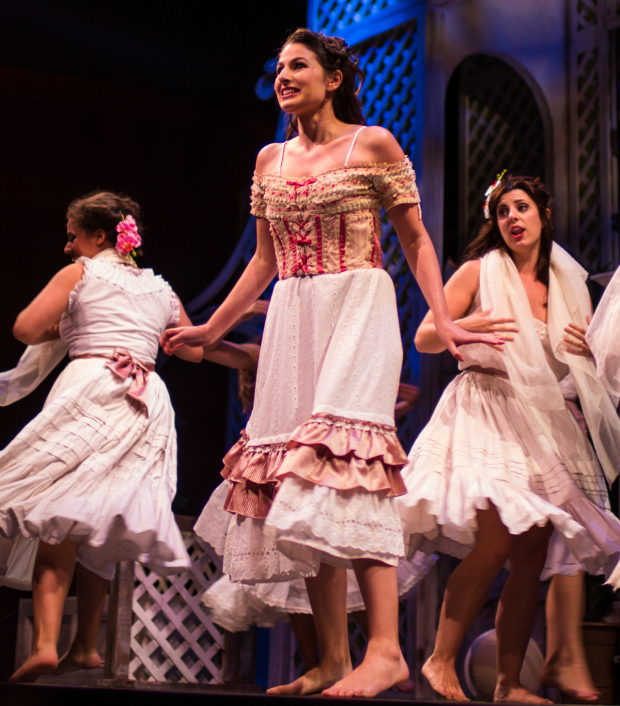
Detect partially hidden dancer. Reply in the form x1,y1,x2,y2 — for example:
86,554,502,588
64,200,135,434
400,174,620,703
160,28,500,698
0,192,203,683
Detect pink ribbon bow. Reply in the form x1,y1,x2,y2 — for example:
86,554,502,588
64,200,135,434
105,348,154,415
286,177,317,200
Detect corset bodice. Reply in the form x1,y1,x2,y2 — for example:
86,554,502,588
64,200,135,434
250,158,421,280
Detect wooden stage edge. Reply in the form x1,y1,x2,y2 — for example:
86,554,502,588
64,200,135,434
0,681,462,705
0,682,602,705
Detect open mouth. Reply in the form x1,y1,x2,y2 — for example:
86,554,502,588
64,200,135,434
281,87,300,98
510,227,524,239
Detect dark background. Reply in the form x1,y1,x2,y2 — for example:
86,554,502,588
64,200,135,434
0,0,305,678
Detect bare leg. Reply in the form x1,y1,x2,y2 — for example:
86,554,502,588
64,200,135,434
55,562,109,674
288,612,320,670
323,559,409,697
9,538,79,683
352,608,414,692
494,522,554,704
539,572,599,701
423,505,512,701
266,563,351,695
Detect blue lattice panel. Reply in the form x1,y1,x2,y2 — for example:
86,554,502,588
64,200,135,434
356,20,419,160
311,0,396,35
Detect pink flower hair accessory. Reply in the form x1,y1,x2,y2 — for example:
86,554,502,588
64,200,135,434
115,214,142,262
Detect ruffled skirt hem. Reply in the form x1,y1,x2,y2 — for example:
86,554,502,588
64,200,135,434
195,477,406,584
222,414,408,520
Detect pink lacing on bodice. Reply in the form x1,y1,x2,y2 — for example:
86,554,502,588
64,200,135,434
251,154,421,279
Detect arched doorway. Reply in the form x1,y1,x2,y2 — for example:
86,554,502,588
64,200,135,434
443,55,548,266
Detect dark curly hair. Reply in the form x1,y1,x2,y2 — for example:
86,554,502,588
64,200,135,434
66,191,143,245
280,28,366,140
462,175,554,287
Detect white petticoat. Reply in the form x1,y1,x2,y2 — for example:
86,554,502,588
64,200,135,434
0,358,190,588
196,484,435,631
197,269,407,584
398,370,620,583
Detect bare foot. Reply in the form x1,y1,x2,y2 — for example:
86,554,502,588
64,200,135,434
422,655,470,701
495,684,553,704
9,648,58,683
323,645,409,697
395,676,415,692
55,643,102,675
266,660,352,696
540,663,600,702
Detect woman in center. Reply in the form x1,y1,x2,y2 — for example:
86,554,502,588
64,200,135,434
162,28,496,697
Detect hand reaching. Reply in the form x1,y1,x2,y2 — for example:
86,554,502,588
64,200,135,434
457,309,519,345
241,299,269,321
160,325,210,355
435,317,506,363
563,317,593,358
397,382,419,404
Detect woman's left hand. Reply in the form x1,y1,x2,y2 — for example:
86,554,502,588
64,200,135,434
563,317,593,358
435,318,504,363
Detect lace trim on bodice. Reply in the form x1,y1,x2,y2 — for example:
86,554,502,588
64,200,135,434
251,157,420,218
66,256,179,325
251,158,420,279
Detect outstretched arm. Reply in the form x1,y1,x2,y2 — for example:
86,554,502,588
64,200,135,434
390,205,502,361
203,342,260,371
13,264,84,345
161,218,277,354
414,260,517,353
168,298,204,363
359,127,502,360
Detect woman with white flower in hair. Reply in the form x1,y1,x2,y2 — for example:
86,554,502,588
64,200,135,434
401,174,620,703
0,191,203,682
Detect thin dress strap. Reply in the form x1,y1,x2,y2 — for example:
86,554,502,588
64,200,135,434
278,142,287,175
344,126,367,167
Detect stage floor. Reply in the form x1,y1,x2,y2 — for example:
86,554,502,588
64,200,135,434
0,680,452,705
0,681,602,705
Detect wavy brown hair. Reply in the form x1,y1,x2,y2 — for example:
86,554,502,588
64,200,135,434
66,191,143,245
280,28,366,140
462,175,554,287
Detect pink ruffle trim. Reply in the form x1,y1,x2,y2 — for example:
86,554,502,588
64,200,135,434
222,414,408,520
222,431,287,519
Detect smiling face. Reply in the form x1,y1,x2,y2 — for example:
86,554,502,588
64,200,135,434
275,42,342,116
496,189,545,258
65,219,108,261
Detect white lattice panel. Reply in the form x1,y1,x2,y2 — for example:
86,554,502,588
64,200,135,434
577,47,603,267
577,0,599,30
129,533,224,684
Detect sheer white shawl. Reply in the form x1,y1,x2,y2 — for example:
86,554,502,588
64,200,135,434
586,265,620,398
464,244,620,485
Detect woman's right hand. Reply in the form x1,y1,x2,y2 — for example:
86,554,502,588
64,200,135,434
160,324,212,355
456,309,519,347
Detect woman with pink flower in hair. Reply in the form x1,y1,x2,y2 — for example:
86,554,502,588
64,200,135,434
0,191,203,682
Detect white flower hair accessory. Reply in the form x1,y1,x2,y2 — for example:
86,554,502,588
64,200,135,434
483,169,507,219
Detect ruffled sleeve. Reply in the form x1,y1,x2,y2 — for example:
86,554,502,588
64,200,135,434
168,292,181,326
157,279,181,326
66,256,92,313
371,158,421,216
250,173,267,219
